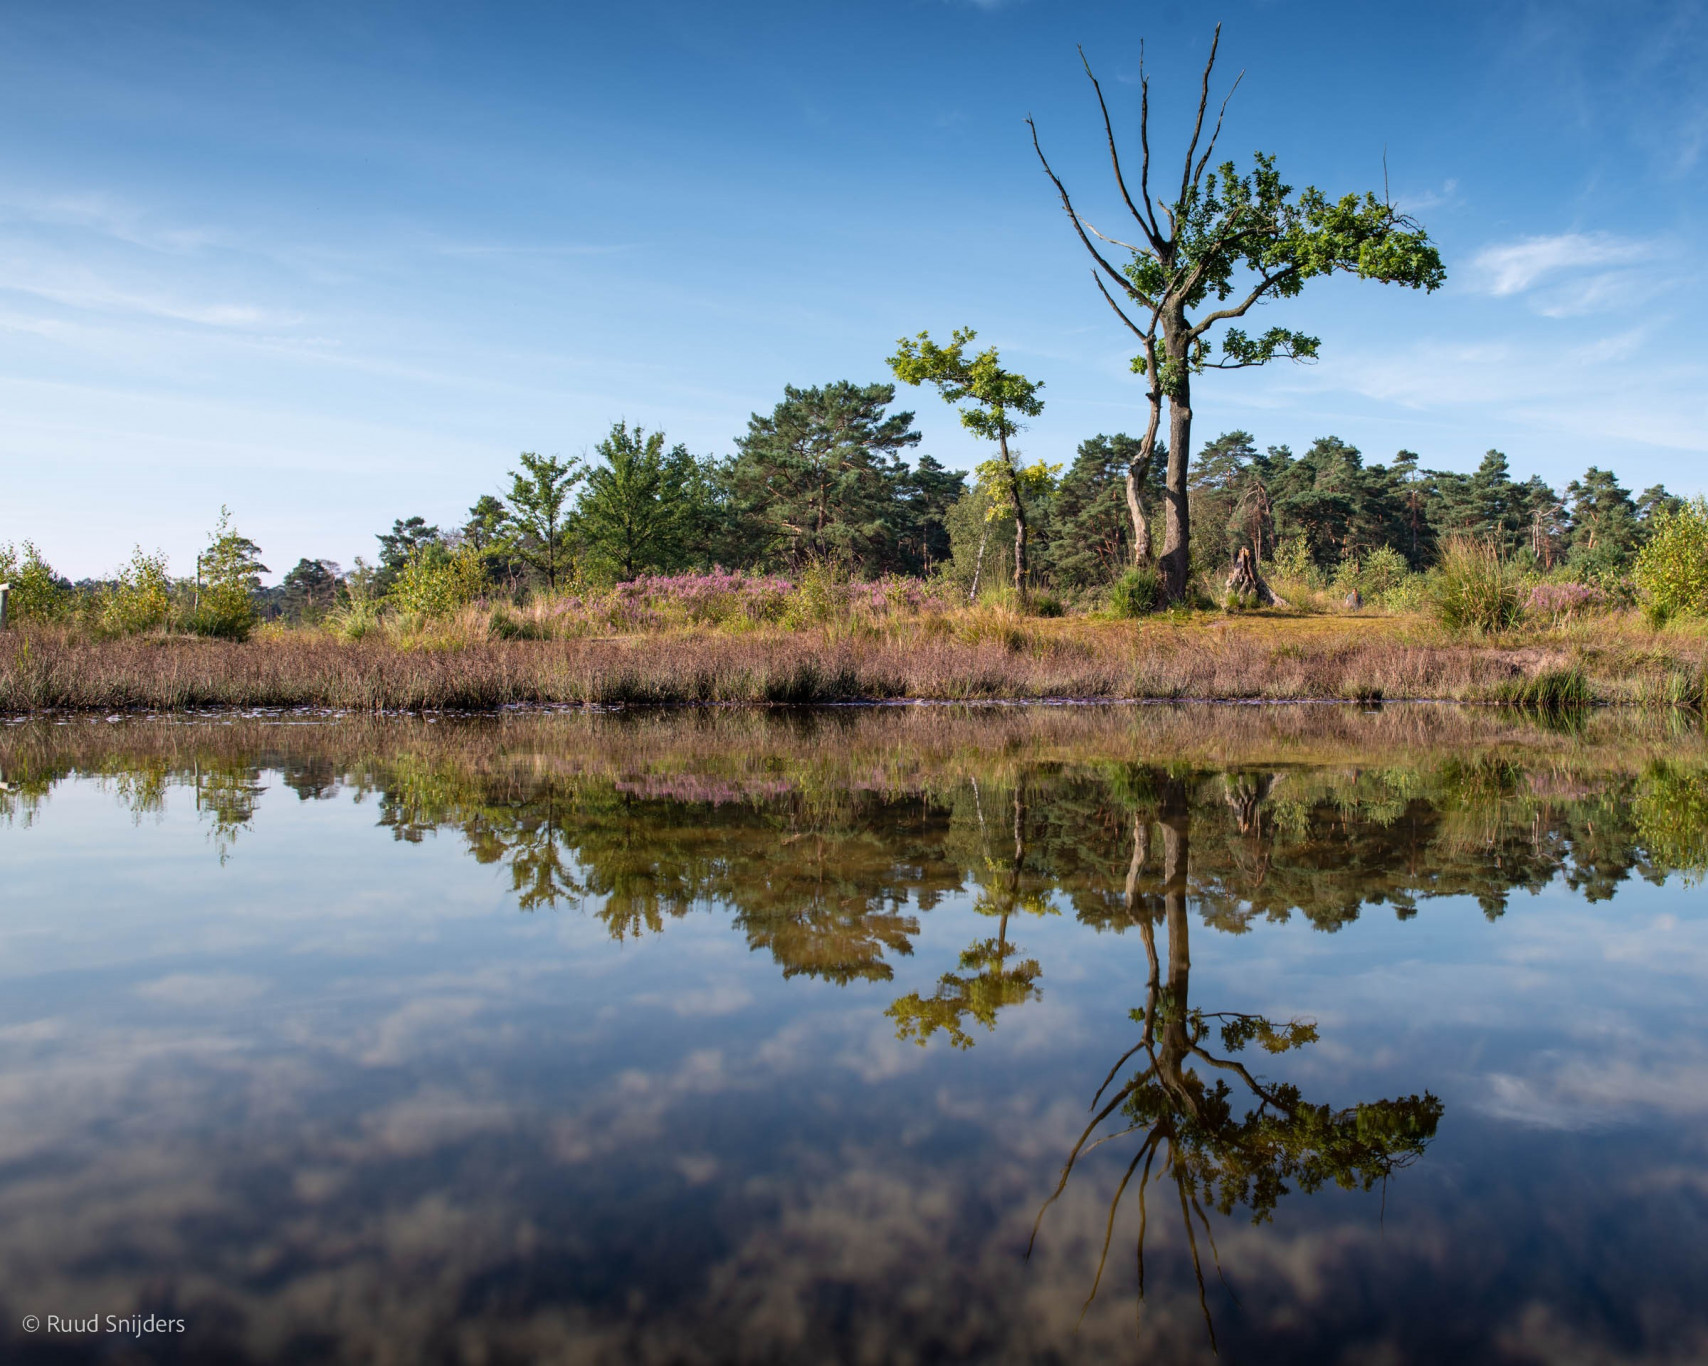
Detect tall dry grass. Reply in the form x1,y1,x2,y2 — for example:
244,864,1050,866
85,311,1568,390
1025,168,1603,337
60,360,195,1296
3,609,1708,713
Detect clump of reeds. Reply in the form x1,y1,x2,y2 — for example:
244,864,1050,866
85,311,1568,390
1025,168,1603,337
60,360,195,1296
1431,537,1524,633
1489,666,1594,712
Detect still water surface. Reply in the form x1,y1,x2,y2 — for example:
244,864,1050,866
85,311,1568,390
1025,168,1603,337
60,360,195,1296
2,705,1707,1364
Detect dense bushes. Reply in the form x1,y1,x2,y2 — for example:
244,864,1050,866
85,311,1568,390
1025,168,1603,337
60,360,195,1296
0,542,69,623
1634,498,1708,625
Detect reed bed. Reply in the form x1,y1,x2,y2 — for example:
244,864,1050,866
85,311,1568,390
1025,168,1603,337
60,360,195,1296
3,611,1707,713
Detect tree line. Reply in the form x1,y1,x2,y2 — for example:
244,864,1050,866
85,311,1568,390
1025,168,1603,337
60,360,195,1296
260,389,1678,618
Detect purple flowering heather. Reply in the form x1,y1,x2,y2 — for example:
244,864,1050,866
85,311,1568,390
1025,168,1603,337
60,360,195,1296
1525,582,1605,619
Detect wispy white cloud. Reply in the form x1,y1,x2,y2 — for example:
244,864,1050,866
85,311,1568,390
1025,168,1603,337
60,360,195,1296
1465,232,1669,316
0,189,221,255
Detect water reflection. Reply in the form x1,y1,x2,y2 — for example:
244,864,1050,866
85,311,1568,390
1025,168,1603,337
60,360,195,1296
1031,784,1443,1345
1,705,1706,1363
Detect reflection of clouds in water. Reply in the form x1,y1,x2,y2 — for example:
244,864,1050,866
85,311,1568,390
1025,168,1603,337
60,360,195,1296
1497,1303,1708,1366
136,971,270,1008
1480,1052,1708,1129
0,986,1701,1364
633,983,754,1017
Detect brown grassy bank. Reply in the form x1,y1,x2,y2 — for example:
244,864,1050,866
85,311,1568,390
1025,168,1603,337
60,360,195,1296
4,611,1708,712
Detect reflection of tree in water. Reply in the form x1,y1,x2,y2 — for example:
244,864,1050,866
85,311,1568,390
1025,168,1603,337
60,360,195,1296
29,728,1706,981
888,781,1051,1046
1031,783,1443,1346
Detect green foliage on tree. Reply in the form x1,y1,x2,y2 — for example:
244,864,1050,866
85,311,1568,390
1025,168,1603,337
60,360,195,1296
280,558,340,620
1565,466,1644,581
579,421,703,580
1634,497,1708,624
726,382,924,573
1031,27,1444,599
889,328,1045,592
386,544,487,618
0,541,70,623
502,452,584,592
375,517,444,593
100,547,175,637
193,508,268,639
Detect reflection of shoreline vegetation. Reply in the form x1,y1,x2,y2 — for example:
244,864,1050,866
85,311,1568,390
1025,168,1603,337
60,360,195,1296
5,708,1706,959
1029,785,1442,1345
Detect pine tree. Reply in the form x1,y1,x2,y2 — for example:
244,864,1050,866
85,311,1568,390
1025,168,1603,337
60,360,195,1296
727,382,922,573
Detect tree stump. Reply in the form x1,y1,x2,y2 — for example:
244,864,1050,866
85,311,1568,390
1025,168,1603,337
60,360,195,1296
1224,546,1283,607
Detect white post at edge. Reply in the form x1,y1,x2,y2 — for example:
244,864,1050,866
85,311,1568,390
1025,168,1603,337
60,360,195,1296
0,583,10,629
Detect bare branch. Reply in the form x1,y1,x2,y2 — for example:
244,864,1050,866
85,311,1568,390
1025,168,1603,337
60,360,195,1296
1082,1132,1161,1321
1138,41,1158,242
1094,271,1152,338
1190,66,1245,190
1079,216,1146,253
1029,116,1160,312
1080,46,1163,248
1178,24,1223,211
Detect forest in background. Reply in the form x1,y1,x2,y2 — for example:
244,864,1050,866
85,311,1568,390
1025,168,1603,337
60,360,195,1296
6,370,1704,642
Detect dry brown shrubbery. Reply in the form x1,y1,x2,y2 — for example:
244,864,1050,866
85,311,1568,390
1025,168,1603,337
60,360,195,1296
4,608,1708,713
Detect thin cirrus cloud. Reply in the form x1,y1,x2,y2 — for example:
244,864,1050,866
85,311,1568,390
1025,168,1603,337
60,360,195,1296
1465,232,1669,316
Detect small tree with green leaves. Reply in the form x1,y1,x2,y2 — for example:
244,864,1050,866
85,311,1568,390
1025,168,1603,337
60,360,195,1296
1634,497,1708,624
580,421,699,580
101,547,175,637
193,507,268,639
1029,26,1444,600
0,542,69,623
502,452,584,592
889,328,1045,594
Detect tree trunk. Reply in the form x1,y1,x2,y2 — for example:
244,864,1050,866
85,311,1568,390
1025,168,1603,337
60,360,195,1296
999,431,1028,594
1160,346,1192,602
1126,465,1153,567
1157,806,1194,1115
1129,383,1162,567
969,520,989,602
1225,545,1283,607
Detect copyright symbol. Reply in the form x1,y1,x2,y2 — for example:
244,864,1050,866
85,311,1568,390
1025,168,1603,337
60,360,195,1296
21,1316,38,1332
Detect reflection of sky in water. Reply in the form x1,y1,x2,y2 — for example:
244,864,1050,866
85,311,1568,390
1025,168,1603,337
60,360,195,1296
1,739,1707,1364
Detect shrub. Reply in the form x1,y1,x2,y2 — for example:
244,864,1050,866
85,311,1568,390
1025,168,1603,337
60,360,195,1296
1108,567,1161,618
1028,590,1065,618
1271,533,1318,588
489,607,548,641
0,541,70,623
387,545,486,618
1348,545,1411,600
99,547,174,636
329,597,382,641
1633,497,1708,624
1430,536,1523,633
1490,666,1593,711
1525,581,1606,625
186,587,256,640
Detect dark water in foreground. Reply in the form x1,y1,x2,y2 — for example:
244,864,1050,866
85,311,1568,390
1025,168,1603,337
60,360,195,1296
2,706,1708,1365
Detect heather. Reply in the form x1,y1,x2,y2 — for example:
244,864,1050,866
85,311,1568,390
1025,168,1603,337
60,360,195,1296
6,608,1708,713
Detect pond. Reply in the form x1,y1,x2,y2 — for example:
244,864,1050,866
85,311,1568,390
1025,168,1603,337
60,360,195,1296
2,704,1706,1364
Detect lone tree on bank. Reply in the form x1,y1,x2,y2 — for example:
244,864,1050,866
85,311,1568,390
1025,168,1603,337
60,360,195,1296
1028,26,1444,601
889,328,1045,595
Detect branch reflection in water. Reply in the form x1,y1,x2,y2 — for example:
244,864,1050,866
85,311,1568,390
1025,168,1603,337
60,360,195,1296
1027,780,1442,1347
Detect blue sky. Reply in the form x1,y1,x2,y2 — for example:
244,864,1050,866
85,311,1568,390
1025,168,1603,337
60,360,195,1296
3,0,1705,579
